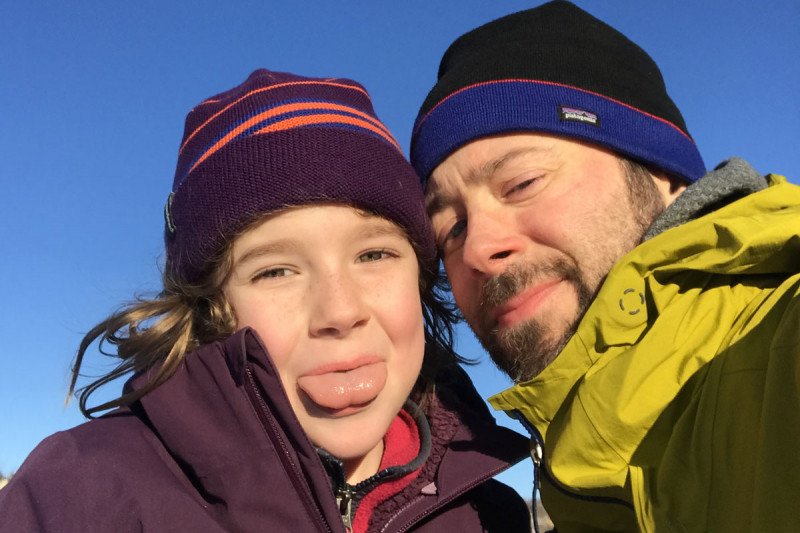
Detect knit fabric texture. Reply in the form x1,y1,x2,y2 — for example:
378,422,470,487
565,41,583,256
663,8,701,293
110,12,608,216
353,409,422,532
410,0,706,185
165,69,434,283
643,158,767,240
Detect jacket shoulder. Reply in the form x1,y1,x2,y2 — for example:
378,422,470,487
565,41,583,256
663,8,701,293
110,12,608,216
0,410,169,532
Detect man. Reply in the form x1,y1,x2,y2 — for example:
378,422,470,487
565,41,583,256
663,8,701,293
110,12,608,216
410,1,800,531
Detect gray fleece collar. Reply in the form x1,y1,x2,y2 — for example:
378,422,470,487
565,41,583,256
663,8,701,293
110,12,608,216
643,157,768,241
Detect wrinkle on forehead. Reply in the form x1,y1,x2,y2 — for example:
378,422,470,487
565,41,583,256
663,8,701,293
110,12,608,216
425,144,553,217
463,146,552,187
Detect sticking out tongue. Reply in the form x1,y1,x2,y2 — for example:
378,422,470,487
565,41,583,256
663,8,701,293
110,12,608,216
297,362,387,411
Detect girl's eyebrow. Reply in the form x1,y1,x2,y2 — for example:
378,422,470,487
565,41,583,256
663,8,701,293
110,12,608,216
355,221,407,240
234,221,406,267
234,240,301,268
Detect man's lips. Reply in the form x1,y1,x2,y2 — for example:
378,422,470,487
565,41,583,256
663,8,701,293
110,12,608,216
492,279,562,329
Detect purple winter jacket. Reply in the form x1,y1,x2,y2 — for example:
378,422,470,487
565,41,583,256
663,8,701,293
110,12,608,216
0,329,531,532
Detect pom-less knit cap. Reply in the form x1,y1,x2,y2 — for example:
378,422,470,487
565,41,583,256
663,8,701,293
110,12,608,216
411,0,706,186
165,69,434,283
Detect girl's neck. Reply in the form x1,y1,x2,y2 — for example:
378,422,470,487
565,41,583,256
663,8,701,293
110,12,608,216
344,440,384,485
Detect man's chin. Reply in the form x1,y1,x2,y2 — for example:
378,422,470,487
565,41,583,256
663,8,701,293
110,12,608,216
480,320,565,383
472,259,595,382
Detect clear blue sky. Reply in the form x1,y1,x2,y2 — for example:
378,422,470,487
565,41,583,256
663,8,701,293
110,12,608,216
2,1,798,498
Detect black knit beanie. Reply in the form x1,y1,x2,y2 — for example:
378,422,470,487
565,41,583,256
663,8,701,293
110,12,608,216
411,0,705,185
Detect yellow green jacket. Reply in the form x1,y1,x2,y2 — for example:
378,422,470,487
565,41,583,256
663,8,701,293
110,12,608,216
491,175,800,532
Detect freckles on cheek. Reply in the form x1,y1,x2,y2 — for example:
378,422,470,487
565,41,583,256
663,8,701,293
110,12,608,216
387,289,426,350
234,297,285,334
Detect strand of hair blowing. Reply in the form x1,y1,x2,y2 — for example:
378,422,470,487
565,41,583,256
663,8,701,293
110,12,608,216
68,270,236,418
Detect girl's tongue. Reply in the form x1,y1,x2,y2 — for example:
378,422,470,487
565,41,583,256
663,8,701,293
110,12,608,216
297,362,387,411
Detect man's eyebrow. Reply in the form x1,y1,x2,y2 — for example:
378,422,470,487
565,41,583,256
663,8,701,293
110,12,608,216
464,146,550,186
425,146,550,216
425,185,450,218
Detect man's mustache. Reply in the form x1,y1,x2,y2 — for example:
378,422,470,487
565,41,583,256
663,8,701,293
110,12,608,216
478,258,580,320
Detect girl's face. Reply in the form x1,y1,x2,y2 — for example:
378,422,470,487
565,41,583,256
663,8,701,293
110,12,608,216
223,205,425,482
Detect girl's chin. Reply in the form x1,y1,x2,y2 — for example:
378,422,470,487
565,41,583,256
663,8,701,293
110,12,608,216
315,437,382,462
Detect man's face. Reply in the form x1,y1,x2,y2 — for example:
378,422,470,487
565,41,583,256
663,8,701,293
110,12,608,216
426,133,666,381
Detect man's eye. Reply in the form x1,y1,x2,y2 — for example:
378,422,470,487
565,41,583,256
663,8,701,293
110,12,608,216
357,249,391,263
447,219,467,241
504,178,536,197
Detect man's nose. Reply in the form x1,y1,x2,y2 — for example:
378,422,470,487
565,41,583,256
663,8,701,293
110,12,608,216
308,271,369,338
461,209,524,277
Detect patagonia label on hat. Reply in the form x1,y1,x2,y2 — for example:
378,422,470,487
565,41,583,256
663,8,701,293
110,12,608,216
559,105,599,126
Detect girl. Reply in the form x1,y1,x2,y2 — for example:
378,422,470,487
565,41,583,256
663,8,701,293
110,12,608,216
0,69,530,532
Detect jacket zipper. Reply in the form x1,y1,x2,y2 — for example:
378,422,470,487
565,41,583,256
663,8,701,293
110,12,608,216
244,365,335,533
328,455,403,530
336,486,354,532
508,410,634,517
531,436,544,533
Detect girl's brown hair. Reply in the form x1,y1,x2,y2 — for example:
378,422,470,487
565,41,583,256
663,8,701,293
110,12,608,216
69,212,465,418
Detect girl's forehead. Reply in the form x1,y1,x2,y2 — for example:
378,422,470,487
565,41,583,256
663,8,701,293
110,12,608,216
234,204,412,248
250,204,406,232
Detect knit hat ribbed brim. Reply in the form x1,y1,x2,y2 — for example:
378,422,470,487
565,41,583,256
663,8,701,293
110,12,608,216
411,0,705,185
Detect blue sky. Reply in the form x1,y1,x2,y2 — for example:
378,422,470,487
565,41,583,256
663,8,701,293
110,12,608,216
1,1,798,498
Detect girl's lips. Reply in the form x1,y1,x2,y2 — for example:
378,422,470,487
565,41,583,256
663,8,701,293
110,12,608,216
493,279,562,329
297,360,387,412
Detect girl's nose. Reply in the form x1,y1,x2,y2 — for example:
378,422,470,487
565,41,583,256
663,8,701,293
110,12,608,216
308,271,370,338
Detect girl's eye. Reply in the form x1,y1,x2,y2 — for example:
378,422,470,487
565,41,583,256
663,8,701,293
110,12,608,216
357,250,389,263
254,267,292,280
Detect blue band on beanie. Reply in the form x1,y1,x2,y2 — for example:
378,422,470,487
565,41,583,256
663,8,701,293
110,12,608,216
411,79,706,185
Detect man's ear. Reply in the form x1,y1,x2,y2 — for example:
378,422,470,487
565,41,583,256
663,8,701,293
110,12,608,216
651,170,687,207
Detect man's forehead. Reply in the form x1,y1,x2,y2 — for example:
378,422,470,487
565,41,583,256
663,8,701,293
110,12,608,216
429,142,554,188
424,134,568,217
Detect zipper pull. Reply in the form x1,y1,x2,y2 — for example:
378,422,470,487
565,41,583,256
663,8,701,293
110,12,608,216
336,486,354,531
509,409,546,533
532,438,543,469
531,435,546,533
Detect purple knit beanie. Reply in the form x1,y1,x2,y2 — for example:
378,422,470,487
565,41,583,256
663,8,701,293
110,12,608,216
164,69,434,283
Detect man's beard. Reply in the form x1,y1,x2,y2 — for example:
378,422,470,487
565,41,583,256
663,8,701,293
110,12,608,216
472,158,667,383
476,258,594,382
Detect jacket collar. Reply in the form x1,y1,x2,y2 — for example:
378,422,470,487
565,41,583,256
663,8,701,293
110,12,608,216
644,157,767,240
127,328,528,530
129,328,346,530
